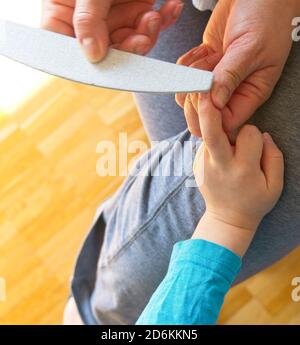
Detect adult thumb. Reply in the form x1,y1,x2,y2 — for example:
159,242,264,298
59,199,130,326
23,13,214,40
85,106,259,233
74,0,112,63
211,45,258,109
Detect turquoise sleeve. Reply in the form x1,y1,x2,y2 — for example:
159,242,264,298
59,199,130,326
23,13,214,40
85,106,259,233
136,239,241,325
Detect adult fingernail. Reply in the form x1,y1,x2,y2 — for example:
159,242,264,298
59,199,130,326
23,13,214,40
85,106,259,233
81,37,102,63
148,17,161,35
213,86,230,108
134,43,150,55
173,3,184,19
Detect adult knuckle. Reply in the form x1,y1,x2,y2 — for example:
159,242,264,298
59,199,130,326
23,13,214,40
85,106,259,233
222,68,241,89
73,11,95,29
245,33,262,49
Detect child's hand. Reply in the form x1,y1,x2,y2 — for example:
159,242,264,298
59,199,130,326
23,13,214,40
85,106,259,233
193,94,284,257
42,0,183,63
176,0,296,137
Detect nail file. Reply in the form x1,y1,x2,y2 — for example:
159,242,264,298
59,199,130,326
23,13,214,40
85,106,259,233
0,19,213,94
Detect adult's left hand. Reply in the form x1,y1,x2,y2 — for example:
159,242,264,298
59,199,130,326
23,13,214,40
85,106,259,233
176,0,298,137
42,0,183,62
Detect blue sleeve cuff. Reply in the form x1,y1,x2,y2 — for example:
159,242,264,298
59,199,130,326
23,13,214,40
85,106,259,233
137,239,242,325
169,239,242,285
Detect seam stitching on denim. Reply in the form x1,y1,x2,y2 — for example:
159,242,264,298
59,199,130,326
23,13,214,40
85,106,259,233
99,174,197,268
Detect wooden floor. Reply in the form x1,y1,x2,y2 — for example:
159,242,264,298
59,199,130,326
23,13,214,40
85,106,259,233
0,78,299,324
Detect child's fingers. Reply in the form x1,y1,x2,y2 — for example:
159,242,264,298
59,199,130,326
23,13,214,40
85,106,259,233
176,44,218,108
198,93,232,165
175,47,203,108
261,133,284,193
186,53,221,108
184,95,202,137
175,92,187,108
193,143,206,187
235,125,264,167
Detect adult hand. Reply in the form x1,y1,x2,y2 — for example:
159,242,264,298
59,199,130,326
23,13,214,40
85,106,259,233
176,0,297,137
42,0,183,62
192,94,284,256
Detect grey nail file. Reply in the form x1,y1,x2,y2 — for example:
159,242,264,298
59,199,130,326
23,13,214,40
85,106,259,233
0,19,213,94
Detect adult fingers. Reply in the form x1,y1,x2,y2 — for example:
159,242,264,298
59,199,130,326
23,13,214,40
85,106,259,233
73,0,112,62
159,0,184,30
135,11,161,51
212,43,259,109
42,0,75,36
115,34,152,55
177,45,210,68
219,67,278,133
110,11,161,54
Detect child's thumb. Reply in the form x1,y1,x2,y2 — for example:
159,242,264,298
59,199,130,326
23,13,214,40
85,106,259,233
262,133,284,194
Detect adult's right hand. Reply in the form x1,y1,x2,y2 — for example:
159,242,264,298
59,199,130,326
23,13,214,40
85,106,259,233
42,0,183,62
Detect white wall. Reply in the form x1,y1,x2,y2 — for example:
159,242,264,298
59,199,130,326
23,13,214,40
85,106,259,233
0,0,48,114
0,0,42,27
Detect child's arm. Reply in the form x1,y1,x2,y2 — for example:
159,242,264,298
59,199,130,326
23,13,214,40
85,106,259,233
136,239,241,325
192,94,284,257
137,94,284,325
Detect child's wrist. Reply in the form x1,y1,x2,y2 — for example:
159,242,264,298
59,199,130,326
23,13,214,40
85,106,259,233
192,211,258,257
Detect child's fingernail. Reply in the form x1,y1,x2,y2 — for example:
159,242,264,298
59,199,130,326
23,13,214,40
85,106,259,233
81,37,102,63
173,3,184,19
198,92,210,101
148,17,161,35
213,86,230,108
263,132,274,143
